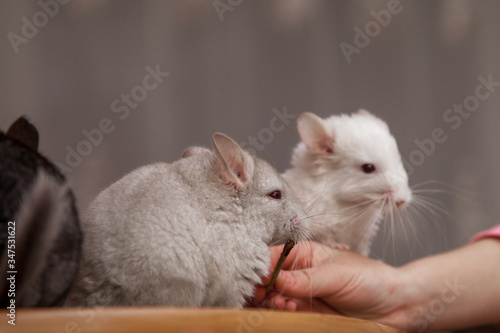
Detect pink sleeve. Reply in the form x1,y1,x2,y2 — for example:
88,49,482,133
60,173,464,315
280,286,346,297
471,225,500,242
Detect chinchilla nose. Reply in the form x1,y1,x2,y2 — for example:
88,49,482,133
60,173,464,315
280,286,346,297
384,187,411,209
394,187,412,208
395,199,406,208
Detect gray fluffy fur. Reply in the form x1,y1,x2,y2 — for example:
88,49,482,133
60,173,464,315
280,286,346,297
67,133,307,307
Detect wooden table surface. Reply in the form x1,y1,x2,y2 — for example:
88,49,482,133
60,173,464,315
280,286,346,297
1,307,396,333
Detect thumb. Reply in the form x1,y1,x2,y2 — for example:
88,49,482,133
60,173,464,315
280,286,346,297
274,265,344,299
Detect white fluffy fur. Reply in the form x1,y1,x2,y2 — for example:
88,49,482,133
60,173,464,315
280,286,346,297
67,133,308,307
284,110,412,255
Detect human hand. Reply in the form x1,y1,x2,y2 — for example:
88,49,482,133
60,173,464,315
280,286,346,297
253,242,411,330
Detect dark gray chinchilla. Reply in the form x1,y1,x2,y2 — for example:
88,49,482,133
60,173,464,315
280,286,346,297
0,117,82,307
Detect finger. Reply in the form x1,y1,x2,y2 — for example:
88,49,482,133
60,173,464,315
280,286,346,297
284,298,298,311
267,297,300,312
292,298,314,312
267,293,287,310
265,297,343,315
293,298,343,315
256,293,288,310
252,285,267,304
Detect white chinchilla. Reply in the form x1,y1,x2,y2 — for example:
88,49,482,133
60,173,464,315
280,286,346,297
283,110,412,255
67,133,308,307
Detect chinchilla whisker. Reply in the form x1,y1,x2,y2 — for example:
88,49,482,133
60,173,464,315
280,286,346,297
399,207,427,256
348,200,384,220
300,212,347,221
338,200,382,222
413,194,448,212
405,198,450,240
338,203,384,236
412,195,454,220
341,198,382,212
405,201,438,235
304,179,342,214
392,203,412,249
410,197,440,217
410,179,470,192
412,188,455,194
411,180,479,203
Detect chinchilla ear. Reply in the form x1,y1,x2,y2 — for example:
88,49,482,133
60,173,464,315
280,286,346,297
6,117,39,151
212,133,254,190
181,146,210,158
297,112,334,155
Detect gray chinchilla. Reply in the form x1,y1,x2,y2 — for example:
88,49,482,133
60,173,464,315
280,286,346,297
67,132,308,307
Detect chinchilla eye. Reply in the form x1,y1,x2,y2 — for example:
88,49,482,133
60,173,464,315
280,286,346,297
268,190,282,200
361,163,376,174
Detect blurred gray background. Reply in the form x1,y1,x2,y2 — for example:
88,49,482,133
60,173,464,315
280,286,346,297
1,0,499,265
